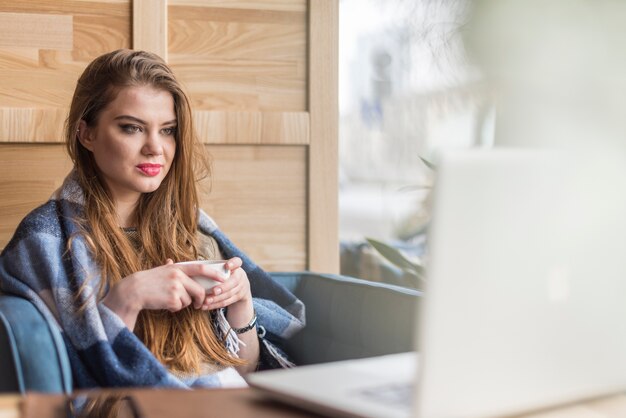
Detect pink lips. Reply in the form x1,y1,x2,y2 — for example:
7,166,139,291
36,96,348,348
136,163,162,177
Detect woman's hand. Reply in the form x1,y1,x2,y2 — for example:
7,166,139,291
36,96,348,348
202,257,260,373
201,257,252,313
102,259,223,330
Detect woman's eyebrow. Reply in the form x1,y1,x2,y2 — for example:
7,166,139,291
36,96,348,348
113,115,177,126
114,115,146,124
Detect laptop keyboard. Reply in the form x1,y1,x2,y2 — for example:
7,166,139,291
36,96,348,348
355,382,414,408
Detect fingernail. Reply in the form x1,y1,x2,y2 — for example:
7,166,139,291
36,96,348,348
214,288,222,295
206,298,213,304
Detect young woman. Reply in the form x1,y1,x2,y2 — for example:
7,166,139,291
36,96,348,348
0,49,304,389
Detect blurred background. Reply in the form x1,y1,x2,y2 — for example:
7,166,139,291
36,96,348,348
338,0,491,286
338,0,626,287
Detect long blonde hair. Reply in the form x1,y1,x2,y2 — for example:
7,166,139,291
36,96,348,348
66,49,243,373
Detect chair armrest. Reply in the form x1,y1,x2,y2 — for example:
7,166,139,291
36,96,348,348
270,272,421,365
0,295,72,394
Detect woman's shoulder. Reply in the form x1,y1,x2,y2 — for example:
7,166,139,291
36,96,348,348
196,229,224,260
197,209,219,235
13,200,62,235
3,198,80,254
13,172,84,236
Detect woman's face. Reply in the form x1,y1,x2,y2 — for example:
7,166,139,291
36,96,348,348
78,85,177,206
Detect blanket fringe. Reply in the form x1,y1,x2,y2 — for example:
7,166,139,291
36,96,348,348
262,339,295,368
215,309,241,357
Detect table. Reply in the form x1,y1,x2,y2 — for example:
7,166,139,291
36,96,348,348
1,389,626,418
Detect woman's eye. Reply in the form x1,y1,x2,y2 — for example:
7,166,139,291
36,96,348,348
162,127,177,136
121,124,142,134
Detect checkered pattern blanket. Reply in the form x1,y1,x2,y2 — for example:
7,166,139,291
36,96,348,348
0,172,305,389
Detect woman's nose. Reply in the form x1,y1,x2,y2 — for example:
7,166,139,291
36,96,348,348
142,130,163,156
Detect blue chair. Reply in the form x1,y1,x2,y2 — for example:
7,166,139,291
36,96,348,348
0,272,420,394
0,296,72,394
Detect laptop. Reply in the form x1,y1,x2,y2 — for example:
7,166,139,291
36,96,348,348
248,149,626,418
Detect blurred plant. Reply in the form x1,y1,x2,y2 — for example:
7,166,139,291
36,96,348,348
366,237,426,289
394,157,435,240
366,157,435,289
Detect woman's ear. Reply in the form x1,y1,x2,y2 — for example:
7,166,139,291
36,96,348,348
77,120,95,151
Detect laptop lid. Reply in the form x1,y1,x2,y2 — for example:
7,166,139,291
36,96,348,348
417,149,626,417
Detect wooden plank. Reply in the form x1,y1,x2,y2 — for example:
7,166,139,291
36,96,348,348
0,12,73,50
0,145,73,246
176,74,305,112
0,65,79,108
73,14,131,61
38,50,92,71
193,111,308,144
169,0,306,12
0,107,67,142
168,14,306,112
168,5,304,24
308,0,339,273
0,1,130,17
168,58,303,77
261,111,309,144
133,0,167,60
0,2,131,111
168,18,305,60
0,144,306,272
200,145,307,271
0,47,40,70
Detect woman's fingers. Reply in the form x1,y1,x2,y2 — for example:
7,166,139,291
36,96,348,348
177,273,208,309
204,278,246,309
204,294,241,310
174,291,192,312
226,257,242,271
209,267,242,299
137,262,247,313
204,288,236,306
212,272,238,295
176,263,226,283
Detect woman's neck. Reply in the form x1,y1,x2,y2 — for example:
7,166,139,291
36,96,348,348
115,199,139,228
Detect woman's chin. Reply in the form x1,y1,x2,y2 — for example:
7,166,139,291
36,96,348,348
141,176,168,191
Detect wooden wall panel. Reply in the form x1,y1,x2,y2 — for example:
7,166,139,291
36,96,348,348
0,0,338,273
0,1,130,17
199,145,306,271
0,48,41,70
168,1,306,112
0,145,73,243
0,12,73,50
308,0,339,273
73,14,129,60
133,0,167,59
169,0,306,13
0,144,306,272
0,1,131,110
0,107,67,142
193,110,308,144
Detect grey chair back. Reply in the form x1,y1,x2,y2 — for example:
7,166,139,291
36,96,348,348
271,272,421,365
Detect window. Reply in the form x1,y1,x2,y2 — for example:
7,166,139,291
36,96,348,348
338,0,492,286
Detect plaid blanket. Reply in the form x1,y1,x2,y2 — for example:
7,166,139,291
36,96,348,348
0,172,305,389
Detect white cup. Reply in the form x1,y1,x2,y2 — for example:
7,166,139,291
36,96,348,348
175,260,230,290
